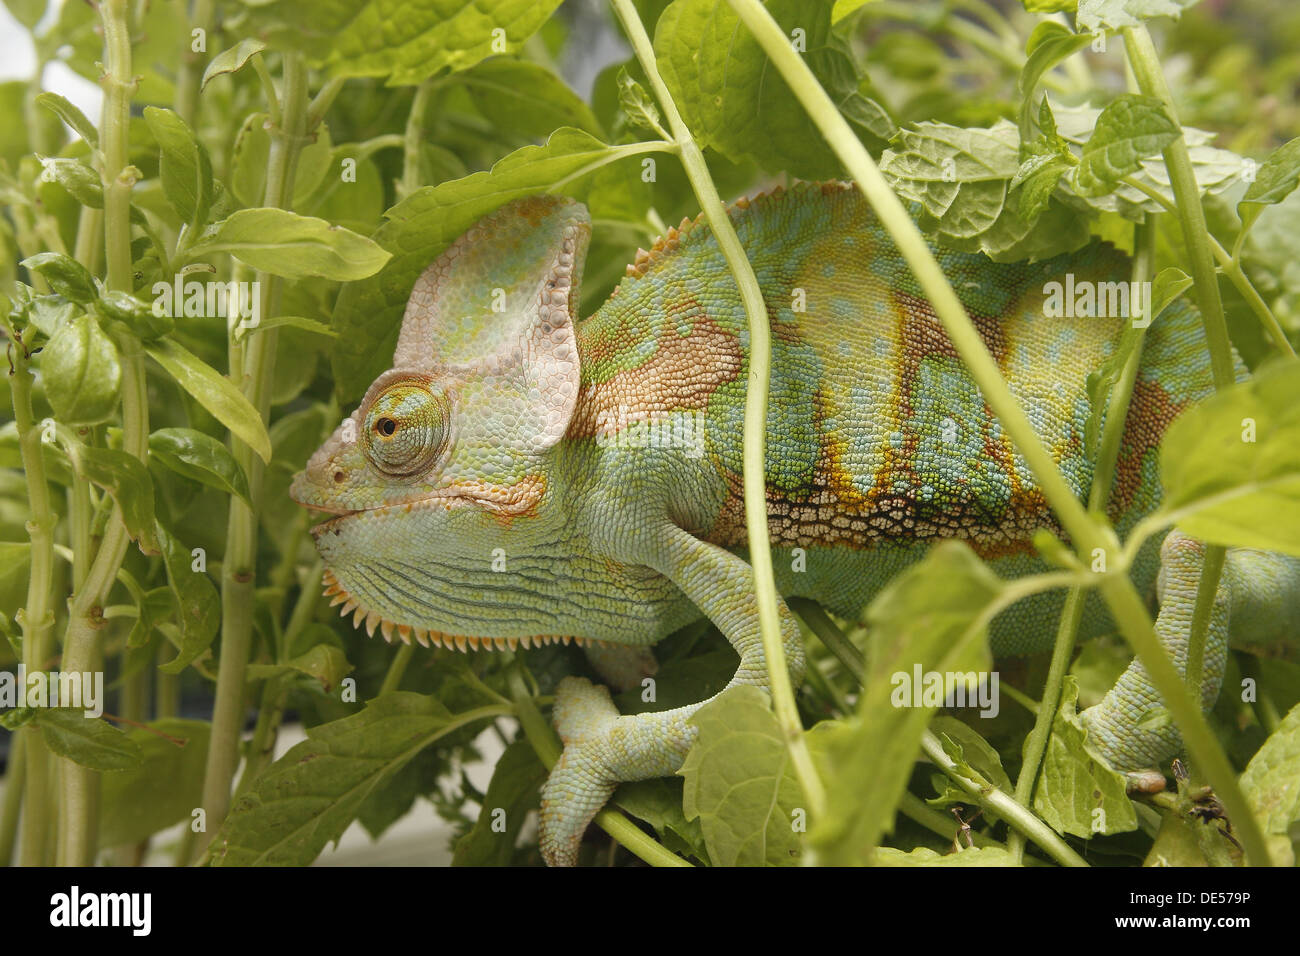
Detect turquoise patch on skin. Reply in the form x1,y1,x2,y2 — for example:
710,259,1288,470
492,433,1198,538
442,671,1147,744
911,357,1012,516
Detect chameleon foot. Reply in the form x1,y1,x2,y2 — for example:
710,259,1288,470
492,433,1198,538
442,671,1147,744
539,677,620,867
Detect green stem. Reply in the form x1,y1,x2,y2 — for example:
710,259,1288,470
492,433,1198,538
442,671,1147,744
1122,26,1233,391
1120,174,1293,358
920,731,1089,867
898,790,1002,851
173,0,213,125
399,80,436,200
195,53,311,860
788,598,865,681
728,0,1271,867
379,644,415,696
54,1,149,857
1122,25,1252,803
1009,221,1154,862
9,341,55,865
610,0,826,821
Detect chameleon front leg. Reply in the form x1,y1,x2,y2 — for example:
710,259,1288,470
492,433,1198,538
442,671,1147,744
539,525,805,866
1080,531,1300,787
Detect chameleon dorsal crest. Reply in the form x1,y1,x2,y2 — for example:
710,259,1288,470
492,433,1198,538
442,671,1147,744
395,194,591,453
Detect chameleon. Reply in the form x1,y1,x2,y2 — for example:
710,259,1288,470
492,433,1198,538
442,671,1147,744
290,182,1300,866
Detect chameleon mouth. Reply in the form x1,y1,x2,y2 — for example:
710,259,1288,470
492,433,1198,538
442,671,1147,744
320,568,601,652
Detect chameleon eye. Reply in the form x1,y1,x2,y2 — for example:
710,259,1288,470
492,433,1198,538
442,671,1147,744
363,382,449,478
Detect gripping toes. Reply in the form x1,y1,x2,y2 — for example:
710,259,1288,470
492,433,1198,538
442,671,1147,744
539,677,621,867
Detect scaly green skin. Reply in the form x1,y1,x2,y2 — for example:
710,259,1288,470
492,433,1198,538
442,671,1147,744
291,184,1300,866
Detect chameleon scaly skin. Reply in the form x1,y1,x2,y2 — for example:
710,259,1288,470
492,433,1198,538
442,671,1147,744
291,184,1300,866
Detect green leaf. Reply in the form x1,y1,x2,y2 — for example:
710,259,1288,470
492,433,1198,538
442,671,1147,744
1145,266,1193,327
200,38,268,91
19,292,76,339
65,444,159,553
94,288,174,340
656,0,888,178
1074,94,1179,196
208,692,493,865
810,541,1002,864
873,845,1020,865
148,426,252,507
143,107,214,231
20,251,97,304
39,313,122,425
1240,701,1300,866
881,120,1021,240
144,338,272,463
155,522,220,673
235,314,338,341
612,777,708,862
1049,99,1245,217
187,209,391,281
1238,136,1300,235
461,59,602,139
926,716,1012,814
1018,23,1092,140
1077,0,1201,32
330,127,662,401
99,719,211,845
1158,359,1300,555
1032,676,1138,838
35,91,99,148
1021,0,1077,12
451,739,547,866
36,709,143,772
1011,152,1073,223
230,111,272,209
241,0,565,86
245,644,354,694
680,685,811,866
38,157,103,208
616,66,664,136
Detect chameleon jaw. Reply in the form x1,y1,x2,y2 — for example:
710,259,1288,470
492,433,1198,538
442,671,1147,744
319,568,599,653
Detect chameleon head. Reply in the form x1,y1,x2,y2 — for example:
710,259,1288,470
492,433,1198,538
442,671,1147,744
290,195,591,649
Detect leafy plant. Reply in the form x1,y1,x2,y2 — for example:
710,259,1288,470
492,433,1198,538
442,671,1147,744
0,0,1297,869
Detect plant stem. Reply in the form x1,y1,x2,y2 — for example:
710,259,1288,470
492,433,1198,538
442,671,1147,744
9,341,55,865
399,80,436,200
1122,24,1242,785
195,53,311,860
506,667,690,867
727,0,1272,867
610,0,826,822
1009,222,1154,862
920,730,1089,867
1122,26,1234,391
379,644,415,696
173,0,213,125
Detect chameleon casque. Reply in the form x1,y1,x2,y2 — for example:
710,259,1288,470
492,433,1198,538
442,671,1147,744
290,181,1300,866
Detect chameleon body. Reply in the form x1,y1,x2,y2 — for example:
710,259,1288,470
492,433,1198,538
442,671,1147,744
291,183,1300,866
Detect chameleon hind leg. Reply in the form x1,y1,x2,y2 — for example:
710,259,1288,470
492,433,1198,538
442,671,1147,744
539,525,805,866
1080,531,1300,785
